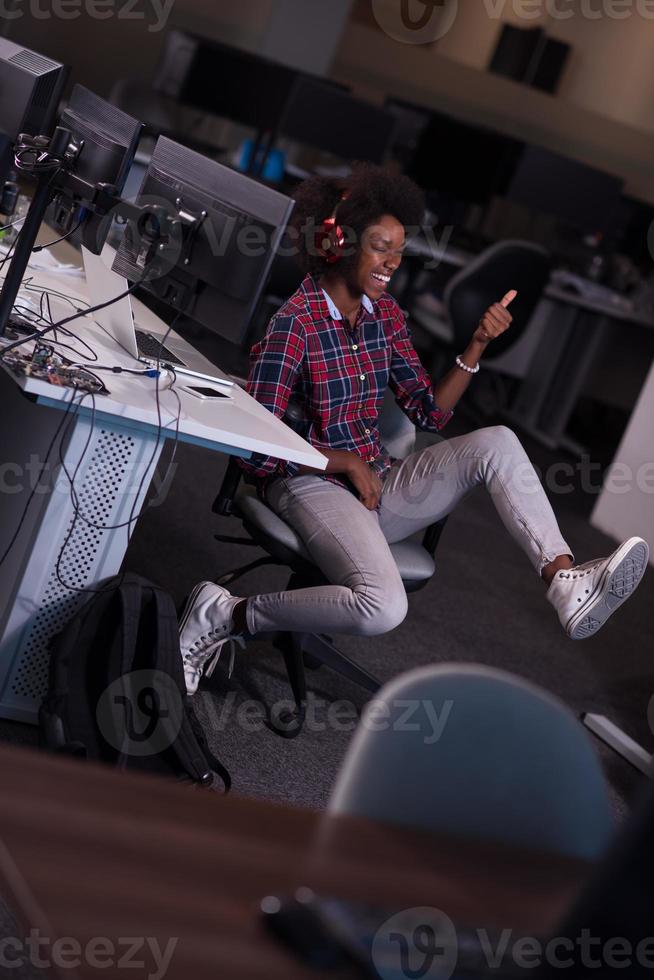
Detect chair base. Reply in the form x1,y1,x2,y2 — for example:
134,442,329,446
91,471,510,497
582,713,652,775
270,630,381,739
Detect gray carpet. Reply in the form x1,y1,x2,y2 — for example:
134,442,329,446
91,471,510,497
1,412,650,818
126,414,652,817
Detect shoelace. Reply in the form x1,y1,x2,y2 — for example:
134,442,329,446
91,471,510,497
183,633,246,680
206,634,246,680
559,559,602,581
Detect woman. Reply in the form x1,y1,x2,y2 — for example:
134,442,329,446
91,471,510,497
179,164,648,695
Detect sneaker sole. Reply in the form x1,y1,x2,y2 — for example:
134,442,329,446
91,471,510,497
567,537,649,640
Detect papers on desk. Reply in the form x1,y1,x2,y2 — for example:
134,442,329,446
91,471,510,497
0,242,84,278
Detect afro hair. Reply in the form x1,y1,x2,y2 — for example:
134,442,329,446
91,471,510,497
290,162,425,277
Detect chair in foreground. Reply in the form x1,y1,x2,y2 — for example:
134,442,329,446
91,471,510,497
329,663,614,860
212,392,448,734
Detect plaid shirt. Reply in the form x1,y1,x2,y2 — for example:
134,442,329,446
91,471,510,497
239,275,453,495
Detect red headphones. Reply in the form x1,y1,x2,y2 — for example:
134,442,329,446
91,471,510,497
315,192,348,265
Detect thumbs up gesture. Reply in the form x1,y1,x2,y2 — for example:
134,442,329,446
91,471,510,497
472,290,517,346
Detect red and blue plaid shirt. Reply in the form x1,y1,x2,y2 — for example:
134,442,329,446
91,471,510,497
239,275,453,494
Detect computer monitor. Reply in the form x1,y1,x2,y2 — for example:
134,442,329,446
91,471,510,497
57,84,143,197
506,144,624,236
51,84,143,253
384,97,432,169
279,76,397,165
0,38,68,180
111,135,295,346
0,86,143,333
153,29,298,135
406,106,524,206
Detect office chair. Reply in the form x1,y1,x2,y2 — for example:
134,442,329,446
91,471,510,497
211,391,448,735
411,240,551,407
329,663,614,860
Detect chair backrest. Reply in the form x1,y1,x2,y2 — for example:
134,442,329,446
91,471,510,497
329,664,614,860
378,389,416,460
444,239,551,358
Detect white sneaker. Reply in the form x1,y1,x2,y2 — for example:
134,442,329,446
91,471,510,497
178,581,246,695
547,536,649,640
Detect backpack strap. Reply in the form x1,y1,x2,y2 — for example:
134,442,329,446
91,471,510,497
151,587,231,791
112,579,149,768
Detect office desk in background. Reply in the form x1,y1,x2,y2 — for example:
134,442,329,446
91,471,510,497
405,233,654,454
0,743,591,980
0,246,326,725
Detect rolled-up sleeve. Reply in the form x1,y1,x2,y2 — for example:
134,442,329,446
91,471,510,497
238,314,306,480
388,307,453,432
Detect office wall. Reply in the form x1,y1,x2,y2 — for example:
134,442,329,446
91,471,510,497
260,0,354,74
591,359,654,563
6,0,352,99
333,10,654,203
433,1,654,136
5,0,274,98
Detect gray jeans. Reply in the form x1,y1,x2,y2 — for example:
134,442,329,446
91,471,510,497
244,426,572,637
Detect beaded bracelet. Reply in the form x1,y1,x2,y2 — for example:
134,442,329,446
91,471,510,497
455,355,480,374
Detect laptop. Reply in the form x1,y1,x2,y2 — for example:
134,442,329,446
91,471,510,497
81,244,233,388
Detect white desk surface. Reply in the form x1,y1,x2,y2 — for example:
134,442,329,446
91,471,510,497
0,250,327,470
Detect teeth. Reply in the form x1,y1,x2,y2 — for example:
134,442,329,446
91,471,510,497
372,273,390,283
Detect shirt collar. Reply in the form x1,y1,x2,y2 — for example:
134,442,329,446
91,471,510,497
320,287,374,320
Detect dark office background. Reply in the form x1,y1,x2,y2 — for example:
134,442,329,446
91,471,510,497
1,0,653,811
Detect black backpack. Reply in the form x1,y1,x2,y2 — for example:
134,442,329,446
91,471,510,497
39,573,230,791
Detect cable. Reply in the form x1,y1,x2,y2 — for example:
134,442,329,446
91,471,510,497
52,314,184,593
0,280,139,361
73,364,164,378
0,168,63,282
22,280,91,315
33,213,86,252
0,232,18,276
8,296,101,365
0,390,79,570
0,216,25,234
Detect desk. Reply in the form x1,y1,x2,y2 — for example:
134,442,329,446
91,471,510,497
505,288,654,456
404,234,654,454
0,743,590,979
0,250,326,724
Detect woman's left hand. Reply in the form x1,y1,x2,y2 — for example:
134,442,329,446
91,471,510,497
471,290,517,346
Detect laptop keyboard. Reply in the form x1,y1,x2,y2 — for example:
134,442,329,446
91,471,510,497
135,330,186,366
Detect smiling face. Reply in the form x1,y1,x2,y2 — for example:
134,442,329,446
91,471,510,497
349,214,406,300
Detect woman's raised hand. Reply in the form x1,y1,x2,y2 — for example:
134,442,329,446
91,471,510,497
471,290,517,346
